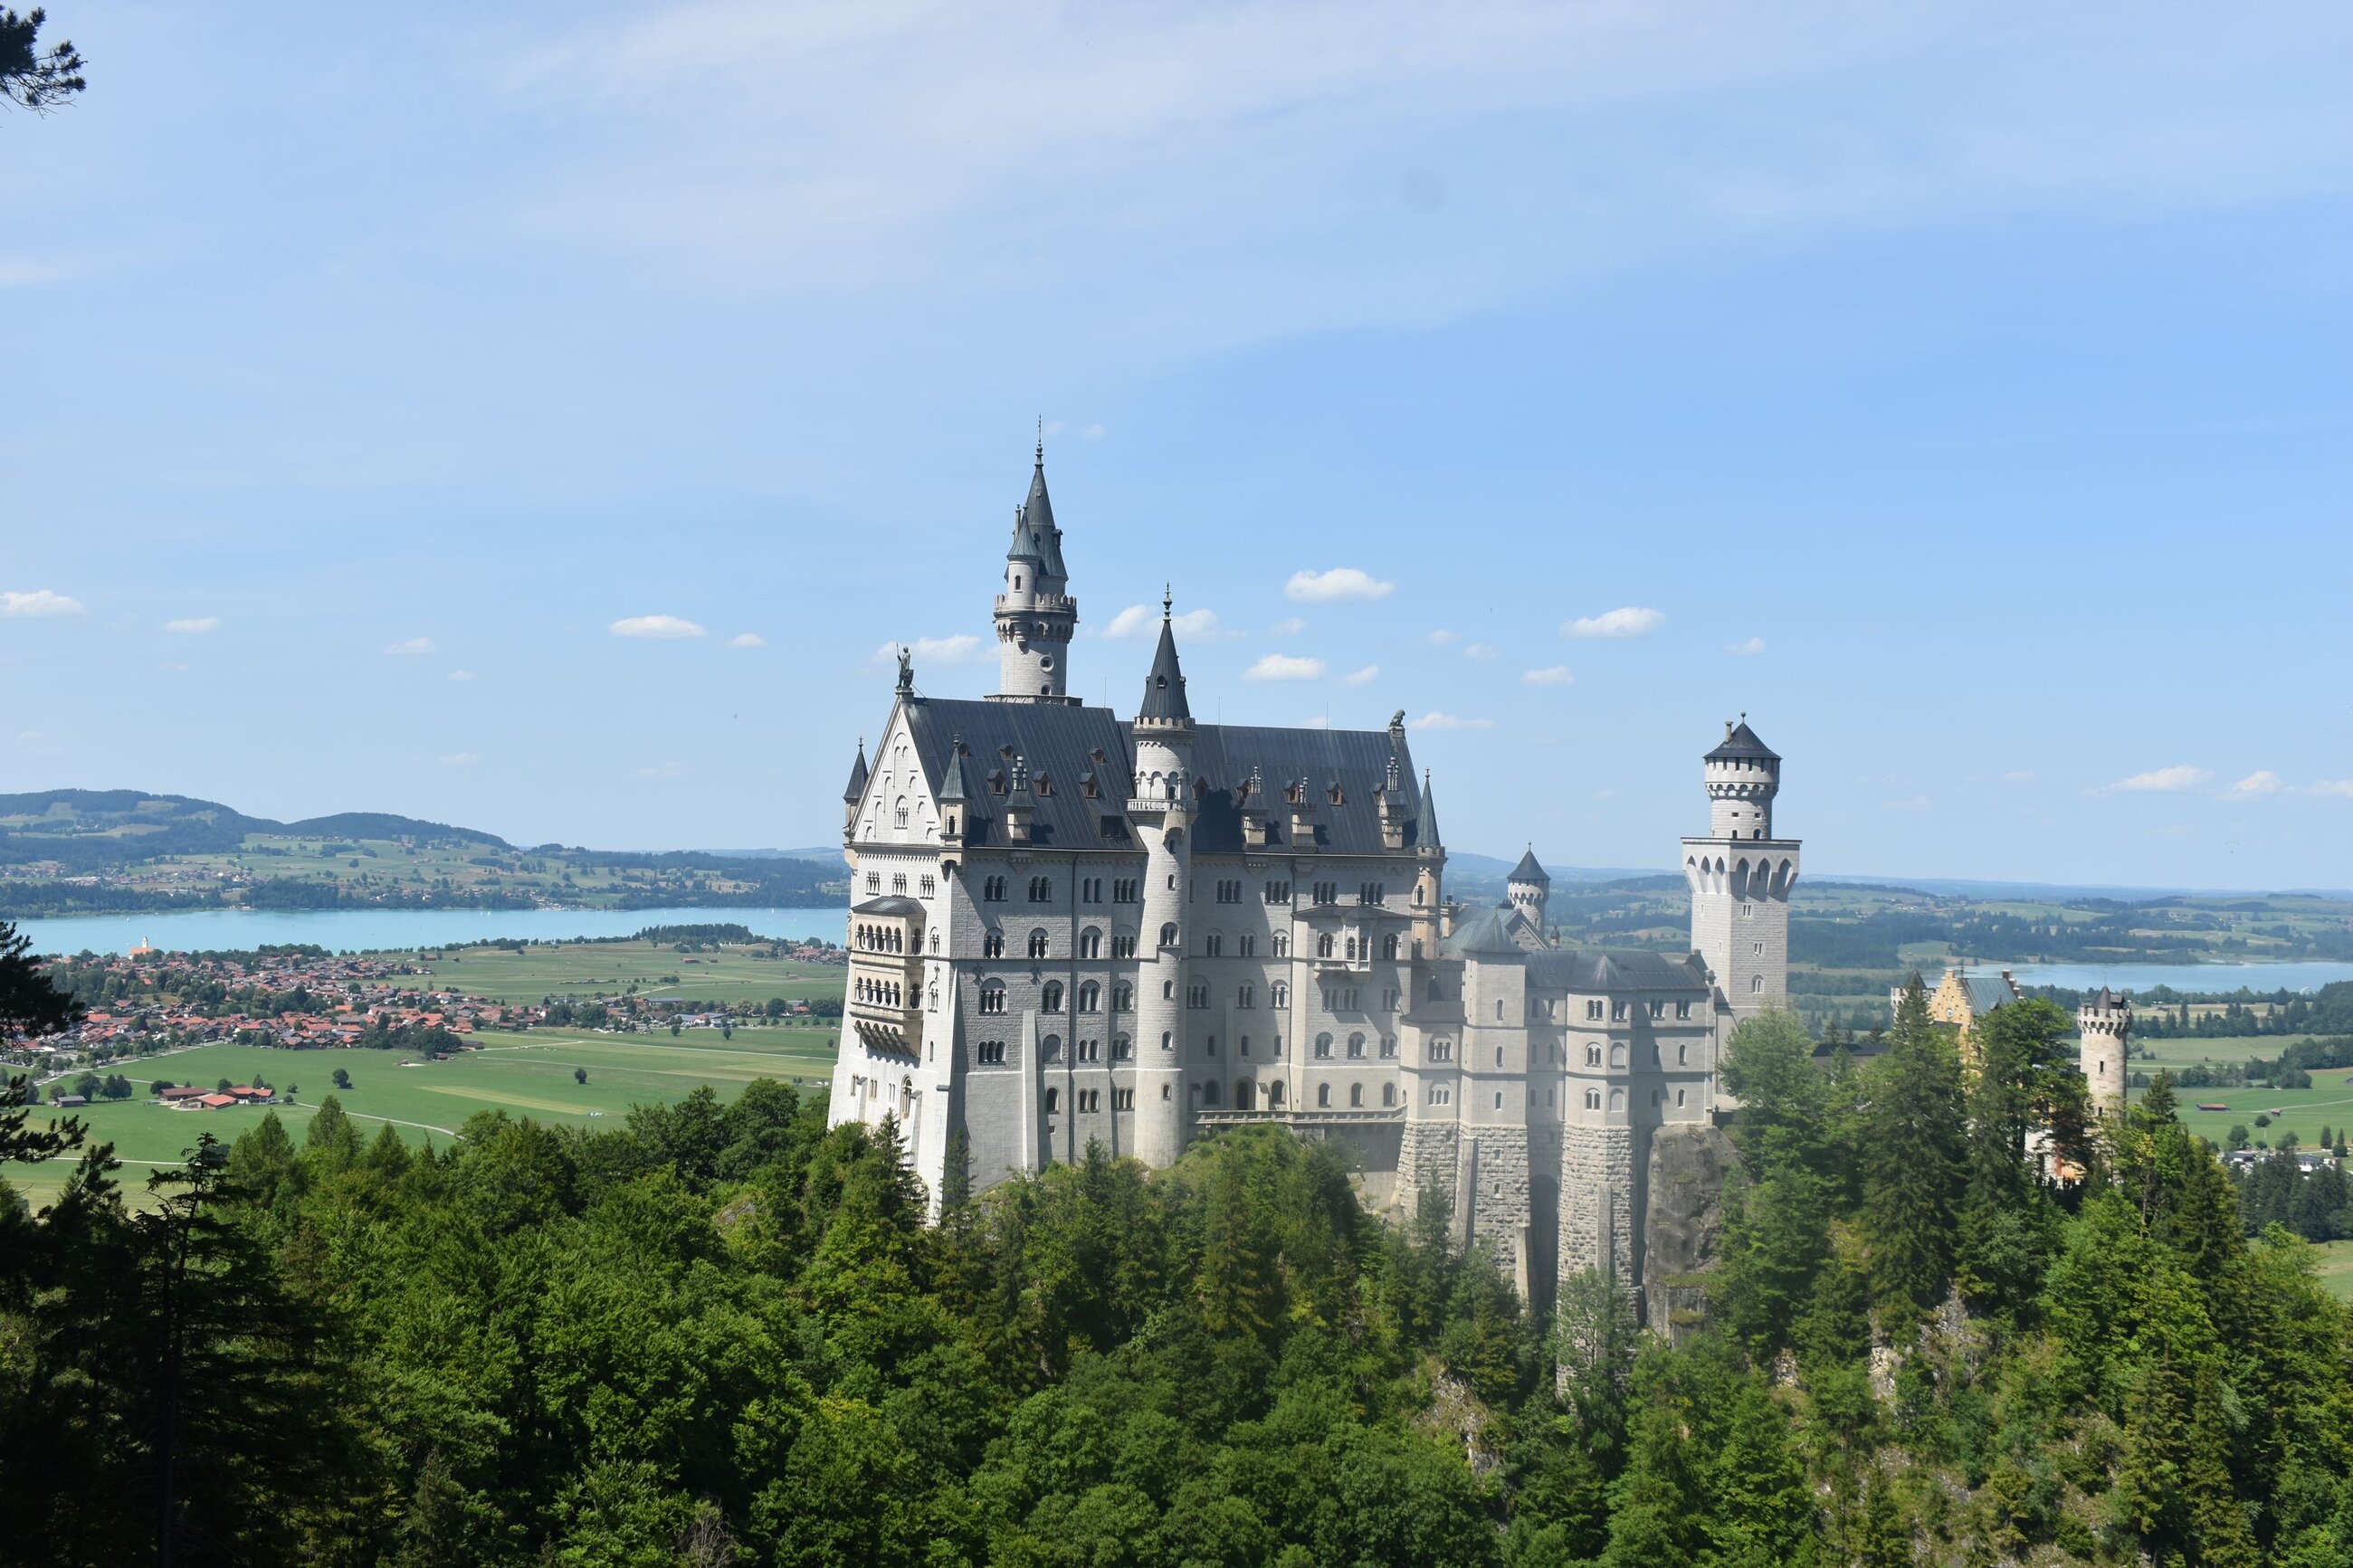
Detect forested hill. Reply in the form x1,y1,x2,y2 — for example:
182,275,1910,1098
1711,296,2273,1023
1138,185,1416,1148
9,992,2353,1563
0,790,508,872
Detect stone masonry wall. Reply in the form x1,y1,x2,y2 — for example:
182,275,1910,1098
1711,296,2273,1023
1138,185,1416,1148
1557,1126,1637,1293
1398,1120,1462,1236
1465,1126,1535,1297
1640,1123,1736,1342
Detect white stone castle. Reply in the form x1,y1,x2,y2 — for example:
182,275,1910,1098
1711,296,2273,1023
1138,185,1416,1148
828,445,1801,1305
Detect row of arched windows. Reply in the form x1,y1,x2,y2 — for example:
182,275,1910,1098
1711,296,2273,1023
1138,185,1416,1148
853,922,907,953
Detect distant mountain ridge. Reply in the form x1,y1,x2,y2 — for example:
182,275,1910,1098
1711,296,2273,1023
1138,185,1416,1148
0,789,509,873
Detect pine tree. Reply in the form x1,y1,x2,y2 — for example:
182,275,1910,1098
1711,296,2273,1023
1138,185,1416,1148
1862,977,1967,1330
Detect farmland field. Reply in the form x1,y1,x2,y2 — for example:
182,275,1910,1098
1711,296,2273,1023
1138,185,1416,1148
396,937,847,1008
2135,1034,2353,1154
6,1027,839,1212
2310,1240,2353,1301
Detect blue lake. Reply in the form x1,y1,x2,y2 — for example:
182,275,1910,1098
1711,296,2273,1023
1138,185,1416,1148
1999,960,2353,995
13,905,849,957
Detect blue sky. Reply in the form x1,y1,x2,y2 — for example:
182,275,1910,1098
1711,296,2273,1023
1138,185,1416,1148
5,2,2351,888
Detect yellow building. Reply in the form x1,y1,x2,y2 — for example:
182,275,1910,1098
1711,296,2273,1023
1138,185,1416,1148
1892,965,2023,1069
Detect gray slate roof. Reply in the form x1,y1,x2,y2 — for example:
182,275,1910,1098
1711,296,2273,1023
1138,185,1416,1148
1528,947,1711,993
1137,615,1192,724
894,698,1432,857
1960,974,2020,1016
852,895,927,917
1509,847,1549,884
1705,719,1779,765
843,741,870,803
1005,457,1068,580
1441,906,1525,957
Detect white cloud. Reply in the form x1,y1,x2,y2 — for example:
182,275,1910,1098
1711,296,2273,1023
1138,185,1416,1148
2225,770,2283,800
1426,629,1458,645
1564,606,1665,639
1885,794,1931,811
439,753,480,766
873,634,985,664
726,632,765,649
1413,711,1495,731
609,613,706,639
1244,653,1325,681
1301,715,1330,729
1521,665,1575,687
1462,642,1499,660
16,728,62,755
162,616,220,634
1285,567,1395,603
2311,779,2353,800
2110,765,2211,793
1106,604,1232,640
2003,770,2036,784
2,589,86,618
1341,664,1380,685
1271,616,1307,635
448,669,476,682
384,637,439,655
1726,636,1767,656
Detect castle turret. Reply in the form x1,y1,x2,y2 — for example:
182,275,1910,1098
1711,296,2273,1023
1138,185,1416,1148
2078,987,2131,1118
841,739,869,835
1129,596,1195,1166
1682,717,1799,1022
992,439,1080,704
1507,846,1550,934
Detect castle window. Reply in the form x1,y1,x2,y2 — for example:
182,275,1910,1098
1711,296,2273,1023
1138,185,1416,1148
1752,942,1764,956
1428,978,1444,1003
1495,1000,1504,1021
1115,1088,1135,1110
921,874,936,897
1380,1035,1396,1059
1205,1034,1218,1056
1163,980,1175,999
1610,1088,1625,1112
1188,983,1209,1009
1162,1083,1172,1098
1237,984,1255,1009
1159,922,1178,948
984,876,1006,902
1586,1044,1602,1067
1080,927,1102,958
1113,934,1137,959
1114,879,1138,903
1077,982,1100,1013
1430,1038,1453,1062
1741,903,1753,917
1649,1000,1665,1019
867,873,881,894
1204,934,1223,956
1677,1088,1687,1107
1610,1043,1627,1069
1317,1084,1331,1107
1113,984,1132,1012
1348,1032,1366,1060
895,798,910,829
1114,1034,1132,1060
1495,1045,1505,1068
1429,1084,1452,1107
1239,934,1256,957
1349,1084,1364,1107
984,928,1005,958
1586,1000,1603,1021
1078,1038,1100,1062
1677,1042,1689,1066
1651,1089,1661,1107
976,1040,1006,1065
1676,1000,1692,1020
1345,936,1358,961
1028,929,1050,960
1383,1083,1396,1107
1082,878,1102,904
1585,1088,1601,1110
1044,1088,1059,1114
1272,934,1291,958
1382,934,1399,960
1204,1080,1221,1107
1751,975,1765,994
1236,1079,1254,1110
1263,880,1291,904
1271,982,1290,1008
979,983,1006,1015
1314,1032,1333,1059
1161,1031,1174,1051
1216,879,1243,904
1382,987,1398,1012
1028,877,1052,903
1611,1001,1628,1022
1312,882,1338,906
1268,1080,1285,1107
1318,933,1336,959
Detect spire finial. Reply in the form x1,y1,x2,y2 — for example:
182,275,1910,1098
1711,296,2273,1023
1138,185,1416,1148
1036,415,1043,465
1162,584,1172,619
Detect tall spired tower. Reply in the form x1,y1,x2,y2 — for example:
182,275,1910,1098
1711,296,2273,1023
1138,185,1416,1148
1681,717,1800,1022
991,438,1080,704
1129,597,1194,1166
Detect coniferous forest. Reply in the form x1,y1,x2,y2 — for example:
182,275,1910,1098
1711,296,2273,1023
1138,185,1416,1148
5,952,2353,1565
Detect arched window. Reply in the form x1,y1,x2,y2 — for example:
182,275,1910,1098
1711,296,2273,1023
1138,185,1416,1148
1203,1080,1221,1107
1585,1088,1601,1110
1317,933,1335,958
979,982,1006,1015
1271,982,1290,1008
984,928,1005,958
1345,936,1358,961
1610,1042,1627,1069
1382,1082,1396,1107
1609,1088,1625,1112
1161,1031,1173,1052
1349,1083,1364,1107
1079,927,1102,958
1044,1088,1060,1114
1677,1042,1690,1066
1268,1080,1285,1107
1042,1034,1062,1061
1236,1079,1254,1110
1314,1032,1333,1059
1042,981,1063,1012
894,797,909,828
1028,928,1050,959
1382,934,1399,960
1750,974,1765,994
1317,1084,1331,1107
1159,922,1178,948
1348,1032,1365,1059
1237,983,1255,1009
1272,934,1290,957
1078,981,1100,1013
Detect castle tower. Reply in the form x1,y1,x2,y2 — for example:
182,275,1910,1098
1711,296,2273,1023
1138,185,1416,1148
840,738,869,836
1507,846,1551,938
1681,717,1799,1022
2078,987,2131,1118
992,439,1080,704
1129,596,1195,1166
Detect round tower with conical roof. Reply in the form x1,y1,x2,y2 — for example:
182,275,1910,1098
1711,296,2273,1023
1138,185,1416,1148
993,438,1081,704
1129,595,1195,1166
1704,715,1780,839
1682,717,1800,1022
1507,846,1550,934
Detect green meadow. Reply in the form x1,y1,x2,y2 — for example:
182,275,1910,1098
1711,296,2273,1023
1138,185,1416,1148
2135,1033,2353,1154
401,938,846,1009
9,1027,840,1212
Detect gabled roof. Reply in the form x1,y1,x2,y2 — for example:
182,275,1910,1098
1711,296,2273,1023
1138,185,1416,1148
1187,724,1427,857
1509,846,1549,885
900,698,1135,850
1526,947,1712,993
1705,719,1779,765
1442,905,1525,957
1138,613,1192,724
1961,974,2020,1016
842,740,871,803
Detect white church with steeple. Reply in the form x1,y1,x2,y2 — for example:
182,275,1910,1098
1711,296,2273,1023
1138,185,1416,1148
828,443,1801,1307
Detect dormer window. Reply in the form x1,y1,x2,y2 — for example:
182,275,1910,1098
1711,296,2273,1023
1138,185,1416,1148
1034,773,1052,797
1081,772,1099,798
987,769,1006,795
